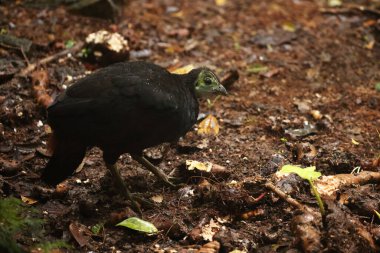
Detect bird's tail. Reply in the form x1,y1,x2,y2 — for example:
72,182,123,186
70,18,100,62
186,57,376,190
41,133,86,185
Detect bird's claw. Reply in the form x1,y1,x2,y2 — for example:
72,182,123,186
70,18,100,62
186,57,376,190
130,193,155,208
166,176,185,189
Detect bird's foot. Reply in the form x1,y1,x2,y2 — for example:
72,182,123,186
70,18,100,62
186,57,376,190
132,155,185,188
118,186,143,217
107,163,144,216
129,193,155,208
166,176,186,189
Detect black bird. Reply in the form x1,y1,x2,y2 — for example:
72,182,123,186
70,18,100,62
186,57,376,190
42,61,227,212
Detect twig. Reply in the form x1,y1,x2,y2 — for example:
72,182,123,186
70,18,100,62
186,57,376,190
264,182,320,216
320,5,380,17
20,47,30,66
17,41,84,77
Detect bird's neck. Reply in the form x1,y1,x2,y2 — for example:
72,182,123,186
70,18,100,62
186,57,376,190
180,68,203,97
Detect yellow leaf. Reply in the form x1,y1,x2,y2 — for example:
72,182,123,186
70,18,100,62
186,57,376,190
151,194,163,203
351,138,360,145
186,160,213,172
282,21,296,32
169,64,195,74
197,114,220,136
279,165,321,181
171,10,184,18
21,195,38,205
215,0,226,6
328,0,342,7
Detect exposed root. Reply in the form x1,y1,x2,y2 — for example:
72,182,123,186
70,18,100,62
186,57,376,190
315,171,380,198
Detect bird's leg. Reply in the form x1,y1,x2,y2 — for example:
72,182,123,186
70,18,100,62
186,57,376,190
131,155,176,187
106,163,142,216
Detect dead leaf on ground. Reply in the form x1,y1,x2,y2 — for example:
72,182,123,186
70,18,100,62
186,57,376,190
69,222,92,247
169,64,195,74
31,69,53,108
251,29,297,47
200,219,221,241
151,194,163,203
215,0,226,6
186,160,213,172
198,114,220,136
198,240,221,253
20,195,38,205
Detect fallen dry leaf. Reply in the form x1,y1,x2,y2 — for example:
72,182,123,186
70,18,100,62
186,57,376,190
198,240,220,253
69,222,92,247
20,195,38,205
151,194,163,203
241,209,265,219
215,0,226,6
31,70,53,108
200,219,221,241
169,64,195,74
310,110,322,120
198,114,220,136
186,160,213,172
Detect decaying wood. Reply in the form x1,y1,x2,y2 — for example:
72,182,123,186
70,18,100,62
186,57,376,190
292,212,323,253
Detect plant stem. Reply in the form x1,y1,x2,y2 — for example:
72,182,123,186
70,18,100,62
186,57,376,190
309,179,325,216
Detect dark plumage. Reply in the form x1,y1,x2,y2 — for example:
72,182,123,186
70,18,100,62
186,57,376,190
41,61,227,212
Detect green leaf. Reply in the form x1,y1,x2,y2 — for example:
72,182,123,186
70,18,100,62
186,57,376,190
35,240,72,253
375,82,380,92
116,217,158,234
80,48,91,58
65,39,75,49
247,64,268,74
280,165,321,181
280,165,325,215
91,223,104,235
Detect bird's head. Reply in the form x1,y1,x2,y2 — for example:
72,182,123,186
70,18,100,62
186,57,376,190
193,68,228,98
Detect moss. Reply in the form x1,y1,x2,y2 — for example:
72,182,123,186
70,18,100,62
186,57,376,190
0,197,70,253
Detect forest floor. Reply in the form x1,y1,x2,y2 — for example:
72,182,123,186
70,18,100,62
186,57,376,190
1,0,380,252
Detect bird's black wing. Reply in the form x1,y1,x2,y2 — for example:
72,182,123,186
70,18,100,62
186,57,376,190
47,69,180,130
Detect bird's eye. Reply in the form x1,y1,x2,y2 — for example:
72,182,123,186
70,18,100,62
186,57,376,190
204,77,212,85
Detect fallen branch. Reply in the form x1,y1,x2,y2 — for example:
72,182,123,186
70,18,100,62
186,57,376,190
17,41,84,77
264,182,320,217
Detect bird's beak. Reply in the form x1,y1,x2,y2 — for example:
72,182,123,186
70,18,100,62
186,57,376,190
215,84,228,96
